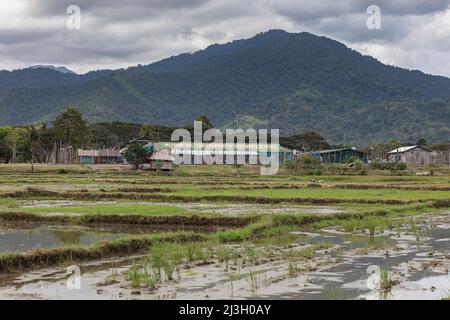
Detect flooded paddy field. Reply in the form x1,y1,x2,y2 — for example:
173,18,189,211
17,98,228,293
0,214,448,300
0,164,449,300
0,226,129,253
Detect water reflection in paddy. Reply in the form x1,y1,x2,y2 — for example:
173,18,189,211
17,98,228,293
0,227,128,253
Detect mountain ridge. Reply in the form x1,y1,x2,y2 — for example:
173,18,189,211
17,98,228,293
0,30,449,144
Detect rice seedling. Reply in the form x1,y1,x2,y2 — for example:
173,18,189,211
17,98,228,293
343,220,360,233
244,246,260,265
186,242,198,262
150,242,185,281
366,220,377,236
247,269,259,292
194,246,208,264
379,268,398,292
230,281,234,297
127,263,142,289
142,264,157,289
162,258,176,281
216,246,232,269
396,221,402,238
288,260,300,277
263,272,270,287
409,218,418,234
151,247,164,282
231,249,241,266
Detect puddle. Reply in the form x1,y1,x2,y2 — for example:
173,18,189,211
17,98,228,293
184,204,345,216
0,226,129,253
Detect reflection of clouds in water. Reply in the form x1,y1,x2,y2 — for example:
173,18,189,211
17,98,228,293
0,228,124,252
50,230,83,245
362,274,450,300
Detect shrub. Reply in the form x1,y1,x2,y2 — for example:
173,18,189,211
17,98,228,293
124,144,148,170
370,161,407,171
284,155,322,174
395,163,407,170
297,154,321,166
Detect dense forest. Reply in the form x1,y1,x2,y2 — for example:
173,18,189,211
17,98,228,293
0,30,449,144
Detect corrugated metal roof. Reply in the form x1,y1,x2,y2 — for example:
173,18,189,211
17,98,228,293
124,141,291,152
171,150,259,156
313,148,365,155
388,146,418,154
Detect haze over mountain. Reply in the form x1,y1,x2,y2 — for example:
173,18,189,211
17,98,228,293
29,65,77,75
0,30,449,144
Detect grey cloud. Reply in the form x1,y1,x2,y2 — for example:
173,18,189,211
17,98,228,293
0,0,449,77
271,0,450,21
299,13,415,43
27,0,210,17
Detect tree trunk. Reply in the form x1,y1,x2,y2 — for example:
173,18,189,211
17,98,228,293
31,146,35,172
12,143,17,164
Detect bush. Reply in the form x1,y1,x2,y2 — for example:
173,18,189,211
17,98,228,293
284,155,322,175
370,161,407,171
395,163,407,170
297,154,321,166
124,144,148,170
346,156,359,164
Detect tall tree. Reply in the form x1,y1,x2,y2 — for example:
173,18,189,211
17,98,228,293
281,131,330,151
5,127,26,163
195,115,213,129
52,108,91,148
25,125,41,172
416,138,427,146
139,124,159,140
0,126,13,163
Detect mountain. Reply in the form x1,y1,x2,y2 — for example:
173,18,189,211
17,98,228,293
0,30,449,144
29,65,77,74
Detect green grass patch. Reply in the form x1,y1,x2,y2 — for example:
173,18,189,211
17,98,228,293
21,203,191,216
168,187,450,201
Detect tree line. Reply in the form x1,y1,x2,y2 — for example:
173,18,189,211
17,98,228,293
0,108,90,168
1,107,446,167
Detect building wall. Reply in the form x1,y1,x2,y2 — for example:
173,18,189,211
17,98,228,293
79,156,122,164
312,150,368,164
388,148,432,165
172,152,292,165
79,156,95,164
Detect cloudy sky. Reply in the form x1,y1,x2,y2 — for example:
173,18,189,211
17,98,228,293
1,0,450,76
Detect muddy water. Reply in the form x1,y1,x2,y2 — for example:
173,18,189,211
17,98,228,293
0,227,129,253
0,215,448,300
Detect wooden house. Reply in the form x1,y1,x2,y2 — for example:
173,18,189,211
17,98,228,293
387,146,433,165
148,150,173,171
77,149,122,164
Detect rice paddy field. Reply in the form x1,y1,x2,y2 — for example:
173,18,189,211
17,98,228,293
0,163,449,300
